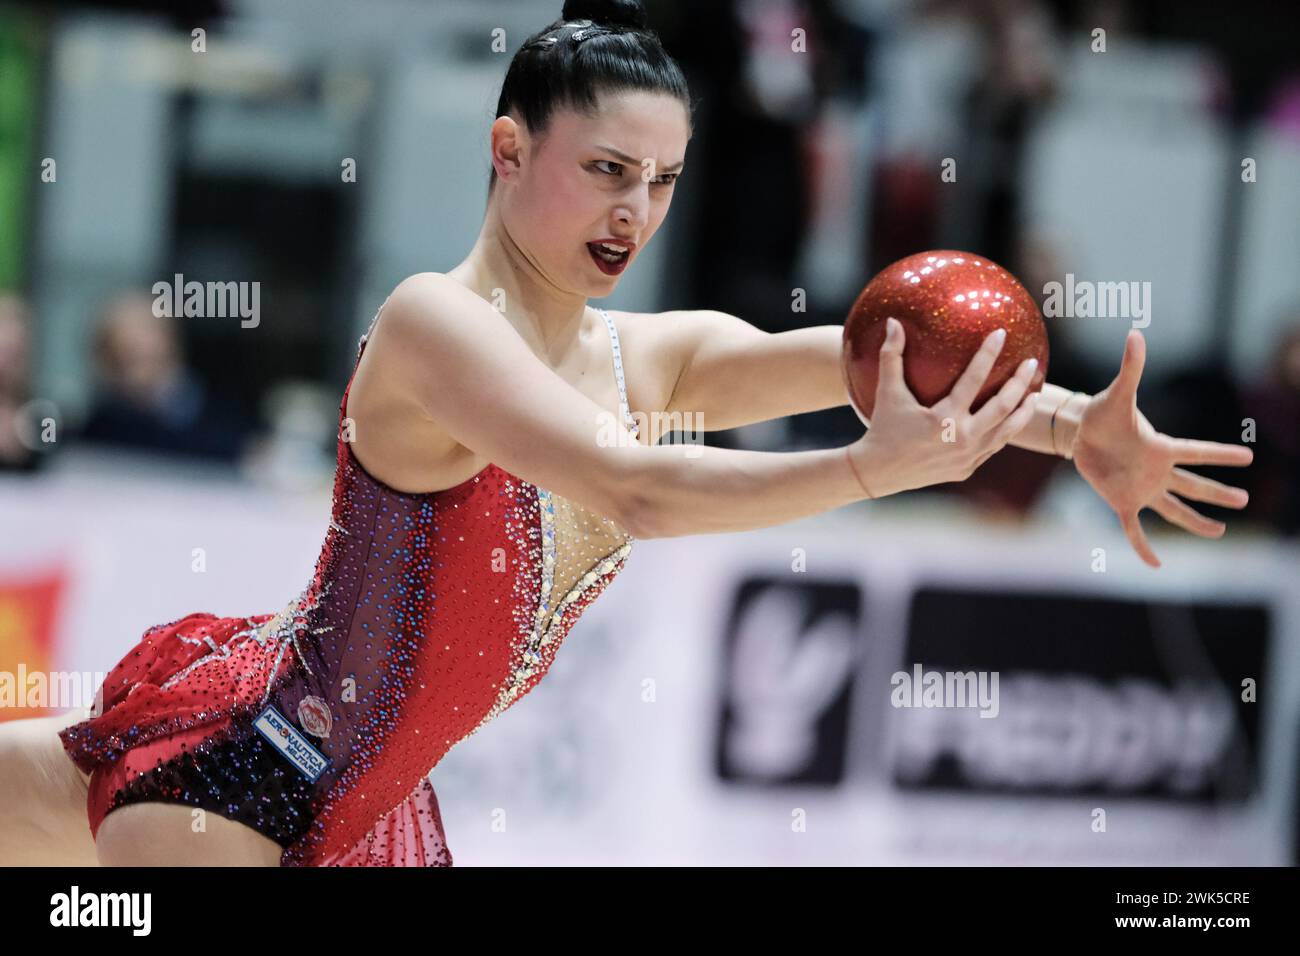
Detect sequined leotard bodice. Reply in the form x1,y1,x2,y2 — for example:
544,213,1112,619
59,300,639,866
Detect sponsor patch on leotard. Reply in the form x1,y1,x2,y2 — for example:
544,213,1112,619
254,704,330,781
297,695,333,738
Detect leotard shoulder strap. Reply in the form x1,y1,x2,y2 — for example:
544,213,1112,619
599,308,638,438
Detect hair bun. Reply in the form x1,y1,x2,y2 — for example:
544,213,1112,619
561,0,647,30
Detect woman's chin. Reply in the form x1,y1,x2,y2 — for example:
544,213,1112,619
579,268,621,294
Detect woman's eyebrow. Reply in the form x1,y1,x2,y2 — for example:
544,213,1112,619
595,145,685,173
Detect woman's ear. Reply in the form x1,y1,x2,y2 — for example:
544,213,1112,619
490,115,524,184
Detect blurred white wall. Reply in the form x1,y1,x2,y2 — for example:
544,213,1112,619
4,458,1294,865
1230,128,1300,381
1023,44,1231,376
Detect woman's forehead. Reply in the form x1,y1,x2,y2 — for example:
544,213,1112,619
549,93,690,154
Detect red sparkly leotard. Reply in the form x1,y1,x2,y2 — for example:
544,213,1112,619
58,300,639,866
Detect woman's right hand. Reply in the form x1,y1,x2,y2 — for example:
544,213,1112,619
846,317,1040,499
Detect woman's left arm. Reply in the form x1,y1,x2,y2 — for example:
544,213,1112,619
657,309,1088,455
661,312,1253,566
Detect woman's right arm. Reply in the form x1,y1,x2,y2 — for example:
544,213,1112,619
379,274,1037,540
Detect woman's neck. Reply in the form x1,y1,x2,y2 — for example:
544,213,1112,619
446,202,591,367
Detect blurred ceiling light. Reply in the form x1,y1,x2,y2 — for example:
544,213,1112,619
59,27,302,97
126,33,301,96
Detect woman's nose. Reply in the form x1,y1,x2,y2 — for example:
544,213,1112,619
616,194,650,230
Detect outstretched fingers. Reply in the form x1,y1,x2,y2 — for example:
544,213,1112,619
1110,329,1147,406
1166,436,1255,468
1169,466,1250,509
1120,509,1161,568
1151,490,1227,538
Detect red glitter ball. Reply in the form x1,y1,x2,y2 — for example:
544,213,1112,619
842,250,1048,420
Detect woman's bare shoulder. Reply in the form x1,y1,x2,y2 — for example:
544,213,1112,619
381,272,482,325
346,273,486,494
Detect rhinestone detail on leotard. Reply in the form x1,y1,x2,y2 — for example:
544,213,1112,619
57,298,639,867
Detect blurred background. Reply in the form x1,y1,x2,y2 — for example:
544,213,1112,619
1,0,1298,864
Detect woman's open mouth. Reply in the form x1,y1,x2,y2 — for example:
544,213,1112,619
587,241,631,276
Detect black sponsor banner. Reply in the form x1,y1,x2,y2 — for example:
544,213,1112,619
892,586,1271,802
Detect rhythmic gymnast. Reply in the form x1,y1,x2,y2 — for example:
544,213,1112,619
0,0,1251,866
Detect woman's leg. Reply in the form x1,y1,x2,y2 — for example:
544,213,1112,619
95,802,285,866
0,711,100,866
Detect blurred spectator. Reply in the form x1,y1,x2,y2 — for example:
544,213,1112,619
1239,317,1300,536
945,0,1060,273
655,0,870,451
1265,72,1300,141
79,290,253,463
0,294,39,473
663,0,867,331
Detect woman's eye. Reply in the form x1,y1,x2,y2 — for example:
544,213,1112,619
592,161,677,185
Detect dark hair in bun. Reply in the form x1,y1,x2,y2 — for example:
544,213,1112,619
488,0,693,195
561,0,648,29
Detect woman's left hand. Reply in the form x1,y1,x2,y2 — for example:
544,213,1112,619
1069,329,1253,568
